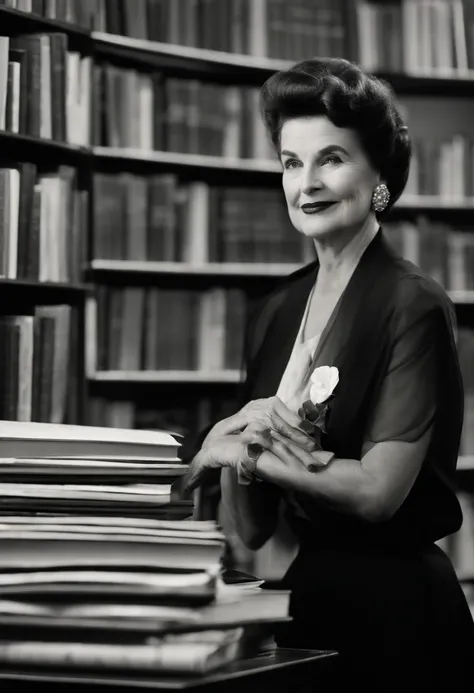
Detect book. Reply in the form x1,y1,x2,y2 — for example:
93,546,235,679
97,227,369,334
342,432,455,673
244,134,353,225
0,585,291,634
0,515,219,533
0,568,218,603
0,458,188,483
0,529,224,571
0,628,244,675
0,420,180,458
0,517,223,541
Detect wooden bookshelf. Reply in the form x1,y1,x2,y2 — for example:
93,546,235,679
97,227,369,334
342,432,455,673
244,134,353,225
397,195,474,211
0,131,90,165
0,6,91,41
375,70,474,97
92,32,474,95
0,7,92,425
90,370,242,385
92,147,281,175
88,260,301,279
0,279,90,306
92,31,292,82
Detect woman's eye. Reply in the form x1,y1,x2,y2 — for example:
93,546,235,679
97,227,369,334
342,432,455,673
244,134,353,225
321,155,342,166
283,159,301,170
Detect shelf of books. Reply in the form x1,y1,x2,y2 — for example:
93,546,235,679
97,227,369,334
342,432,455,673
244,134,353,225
0,3,91,426
2,0,474,626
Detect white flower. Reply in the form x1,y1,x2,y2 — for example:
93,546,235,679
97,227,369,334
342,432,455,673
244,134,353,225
309,366,339,405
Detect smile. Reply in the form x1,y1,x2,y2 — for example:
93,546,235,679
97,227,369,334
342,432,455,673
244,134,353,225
301,202,337,214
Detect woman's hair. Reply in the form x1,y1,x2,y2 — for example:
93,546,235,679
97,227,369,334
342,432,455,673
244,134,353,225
260,57,411,214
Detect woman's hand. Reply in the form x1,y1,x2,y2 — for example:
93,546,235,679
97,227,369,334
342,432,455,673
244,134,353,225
204,396,317,451
184,428,273,493
254,430,335,487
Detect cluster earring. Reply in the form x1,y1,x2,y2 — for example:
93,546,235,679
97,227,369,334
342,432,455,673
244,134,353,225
371,183,390,212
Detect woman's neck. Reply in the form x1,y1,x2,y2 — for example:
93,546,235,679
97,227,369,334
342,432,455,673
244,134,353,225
314,216,379,287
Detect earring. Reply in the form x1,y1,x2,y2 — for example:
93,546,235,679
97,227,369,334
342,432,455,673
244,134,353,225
372,183,390,212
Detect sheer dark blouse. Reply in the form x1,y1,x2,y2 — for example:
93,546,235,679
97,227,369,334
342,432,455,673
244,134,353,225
182,229,464,548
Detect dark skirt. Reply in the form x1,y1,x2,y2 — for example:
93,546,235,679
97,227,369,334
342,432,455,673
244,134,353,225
272,541,474,692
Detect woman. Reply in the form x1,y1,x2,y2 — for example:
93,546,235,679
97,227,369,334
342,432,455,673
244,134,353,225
182,58,474,690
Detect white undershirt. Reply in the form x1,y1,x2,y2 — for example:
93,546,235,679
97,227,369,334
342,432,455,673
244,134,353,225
276,284,320,415
276,285,320,520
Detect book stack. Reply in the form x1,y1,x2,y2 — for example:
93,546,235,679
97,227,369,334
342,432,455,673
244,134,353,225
0,421,290,679
0,420,190,518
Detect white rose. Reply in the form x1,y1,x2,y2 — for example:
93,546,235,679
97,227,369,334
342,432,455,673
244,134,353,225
309,366,339,405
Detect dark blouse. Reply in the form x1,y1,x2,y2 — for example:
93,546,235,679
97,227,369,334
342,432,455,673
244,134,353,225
244,229,463,548
182,228,464,547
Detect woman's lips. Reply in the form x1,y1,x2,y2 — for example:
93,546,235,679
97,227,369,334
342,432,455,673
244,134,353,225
301,202,337,214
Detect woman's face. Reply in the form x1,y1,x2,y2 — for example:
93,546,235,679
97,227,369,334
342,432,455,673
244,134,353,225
280,115,380,241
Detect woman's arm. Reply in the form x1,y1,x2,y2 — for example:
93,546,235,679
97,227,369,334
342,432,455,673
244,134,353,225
255,430,431,522
220,467,282,549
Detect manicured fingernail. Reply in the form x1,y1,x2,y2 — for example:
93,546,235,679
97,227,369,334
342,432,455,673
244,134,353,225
299,420,316,434
247,443,264,460
307,463,323,472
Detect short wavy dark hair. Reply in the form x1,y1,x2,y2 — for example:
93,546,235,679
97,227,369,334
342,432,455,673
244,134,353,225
260,57,411,215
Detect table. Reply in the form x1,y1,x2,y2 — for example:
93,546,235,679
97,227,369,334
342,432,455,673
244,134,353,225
0,648,339,693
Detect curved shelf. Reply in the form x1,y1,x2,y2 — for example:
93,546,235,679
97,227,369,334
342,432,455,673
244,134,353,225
92,32,474,95
92,147,281,174
92,32,291,80
0,7,91,50
375,69,474,97
88,260,301,278
89,370,242,384
92,31,474,97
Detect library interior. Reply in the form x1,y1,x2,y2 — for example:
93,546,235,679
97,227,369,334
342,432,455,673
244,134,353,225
0,0,474,690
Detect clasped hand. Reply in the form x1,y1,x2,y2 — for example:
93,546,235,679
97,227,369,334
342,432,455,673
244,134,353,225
184,396,329,492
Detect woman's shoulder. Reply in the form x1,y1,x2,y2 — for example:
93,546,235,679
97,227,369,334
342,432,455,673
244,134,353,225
389,256,457,331
271,258,319,293
249,260,318,319
244,260,318,358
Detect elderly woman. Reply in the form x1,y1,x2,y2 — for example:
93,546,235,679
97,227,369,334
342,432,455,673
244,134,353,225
182,58,474,690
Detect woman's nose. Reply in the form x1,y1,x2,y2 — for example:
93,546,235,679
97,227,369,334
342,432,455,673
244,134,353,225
300,166,323,196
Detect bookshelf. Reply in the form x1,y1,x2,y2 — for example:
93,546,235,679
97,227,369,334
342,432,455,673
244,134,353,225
88,260,302,278
92,30,294,79
0,130,90,161
1,0,474,582
90,370,242,385
93,147,282,174
0,278,89,304
0,4,91,40
0,4,93,425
